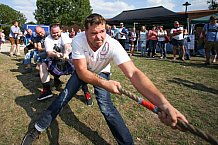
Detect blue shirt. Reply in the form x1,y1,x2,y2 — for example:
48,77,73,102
203,23,218,42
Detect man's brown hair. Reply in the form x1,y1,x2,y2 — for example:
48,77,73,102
84,13,106,30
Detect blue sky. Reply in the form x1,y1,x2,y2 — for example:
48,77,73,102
0,0,209,22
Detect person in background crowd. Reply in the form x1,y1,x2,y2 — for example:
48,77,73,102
117,22,127,49
170,21,185,61
157,26,167,59
69,28,76,39
112,25,119,39
21,13,188,145
202,15,218,64
9,20,21,57
77,28,82,33
0,31,1,49
183,29,191,60
106,24,114,38
147,25,158,58
138,26,148,57
128,27,138,56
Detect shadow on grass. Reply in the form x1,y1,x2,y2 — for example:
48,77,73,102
12,61,109,144
167,77,218,95
15,94,60,145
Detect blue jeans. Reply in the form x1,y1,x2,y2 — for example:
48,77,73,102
138,40,147,57
23,50,38,65
35,71,133,145
158,41,166,58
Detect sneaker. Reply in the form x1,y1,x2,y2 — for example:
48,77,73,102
21,128,40,145
84,92,93,106
37,90,53,101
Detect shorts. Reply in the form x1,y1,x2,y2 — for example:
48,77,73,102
9,37,20,45
204,41,218,52
171,38,184,47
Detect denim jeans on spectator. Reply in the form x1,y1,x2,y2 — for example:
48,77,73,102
23,50,38,65
148,40,157,57
158,41,166,58
35,71,134,145
138,41,147,57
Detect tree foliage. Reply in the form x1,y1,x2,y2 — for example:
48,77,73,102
0,3,26,36
0,3,26,25
207,0,218,10
34,0,92,27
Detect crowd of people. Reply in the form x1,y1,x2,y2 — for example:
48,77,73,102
0,13,217,145
105,18,217,63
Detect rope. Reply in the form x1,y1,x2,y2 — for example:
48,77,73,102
118,87,218,145
95,74,218,145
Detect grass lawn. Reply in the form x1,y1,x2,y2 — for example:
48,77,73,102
0,52,217,145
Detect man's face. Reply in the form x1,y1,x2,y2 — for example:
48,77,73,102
51,26,61,40
86,23,106,50
15,22,18,27
210,19,217,24
35,27,45,37
174,22,179,28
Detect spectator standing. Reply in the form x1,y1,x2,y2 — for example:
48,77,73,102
147,25,158,58
21,13,188,145
9,20,21,56
183,29,191,60
69,28,76,39
128,27,138,56
117,22,127,49
138,26,148,57
202,15,218,64
111,25,119,39
170,21,185,61
0,30,2,52
157,26,167,59
106,24,114,38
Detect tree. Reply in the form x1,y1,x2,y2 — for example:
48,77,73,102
0,4,26,26
207,0,218,10
0,4,26,36
34,0,92,27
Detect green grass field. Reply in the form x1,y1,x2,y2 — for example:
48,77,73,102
0,52,217,145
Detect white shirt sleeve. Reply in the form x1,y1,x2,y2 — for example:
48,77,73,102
45,35,55,52
111,39,131,65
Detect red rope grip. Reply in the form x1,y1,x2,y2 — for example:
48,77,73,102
138,98,159,113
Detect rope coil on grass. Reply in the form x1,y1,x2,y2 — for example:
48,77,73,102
95,74,218,145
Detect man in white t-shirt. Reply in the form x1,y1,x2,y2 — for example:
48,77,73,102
22,14,188,145
37,23,92,105
170,21,185,61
